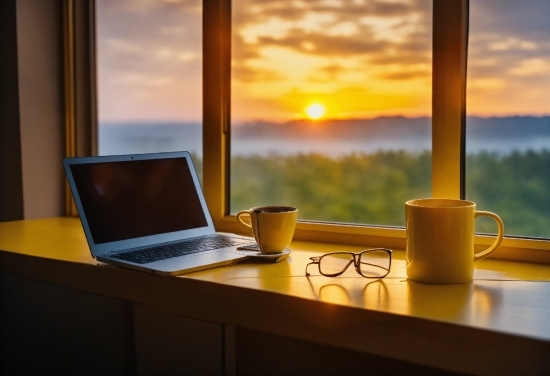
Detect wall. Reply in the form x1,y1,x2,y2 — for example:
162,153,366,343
0,0,65,222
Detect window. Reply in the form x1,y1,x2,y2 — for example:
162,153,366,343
465,0,550,239
96,0,203,176
87,0,549,261
200,0,550,260
230,0,432,227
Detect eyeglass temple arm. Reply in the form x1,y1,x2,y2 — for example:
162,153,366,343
305,259,317,276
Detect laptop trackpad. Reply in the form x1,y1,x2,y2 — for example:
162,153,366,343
151,250,246,273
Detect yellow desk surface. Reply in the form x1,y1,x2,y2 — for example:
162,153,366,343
1,217,549,374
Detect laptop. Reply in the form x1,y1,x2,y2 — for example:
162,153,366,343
63,151,254,275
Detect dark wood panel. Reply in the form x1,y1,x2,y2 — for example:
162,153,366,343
236,327,459,376
133,305,223,376
0,273,133,375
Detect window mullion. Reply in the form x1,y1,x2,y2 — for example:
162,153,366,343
203,0,231,228
432,0,469,199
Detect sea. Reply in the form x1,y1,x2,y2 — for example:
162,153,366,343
98,116,550,158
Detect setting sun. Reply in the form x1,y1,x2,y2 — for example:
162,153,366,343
306,104,326,119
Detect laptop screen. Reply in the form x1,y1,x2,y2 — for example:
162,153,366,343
69,157,208,244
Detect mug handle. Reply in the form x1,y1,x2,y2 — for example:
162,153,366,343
473,211,504,261
236,210,255,236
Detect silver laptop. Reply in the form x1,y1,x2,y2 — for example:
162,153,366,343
63,151,254,275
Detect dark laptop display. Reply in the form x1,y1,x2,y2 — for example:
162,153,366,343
69,157,207,244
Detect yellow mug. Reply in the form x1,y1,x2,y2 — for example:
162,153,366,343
405,198,504,284
236,206,298,254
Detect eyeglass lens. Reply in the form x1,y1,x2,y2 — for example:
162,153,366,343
319,253,354,276
319,250,390,277
358,250,391,278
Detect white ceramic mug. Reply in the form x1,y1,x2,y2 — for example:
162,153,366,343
405,198,504,284
236,206,298,254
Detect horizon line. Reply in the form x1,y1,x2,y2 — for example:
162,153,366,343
99,113,550,125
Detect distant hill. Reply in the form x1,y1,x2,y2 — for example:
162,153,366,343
99,116,550,156
233,116,550,141
466,116,550,139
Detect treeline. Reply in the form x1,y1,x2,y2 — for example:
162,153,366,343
197,150,549,238
230,151,431,226
466,150,550,237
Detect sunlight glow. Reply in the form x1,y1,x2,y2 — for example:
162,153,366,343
306,103,326,119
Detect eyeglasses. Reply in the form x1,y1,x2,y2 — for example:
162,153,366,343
305,248,392,278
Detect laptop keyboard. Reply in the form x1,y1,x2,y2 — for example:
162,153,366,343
112,236,251,264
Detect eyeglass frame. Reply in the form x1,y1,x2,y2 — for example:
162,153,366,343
305,248,393,278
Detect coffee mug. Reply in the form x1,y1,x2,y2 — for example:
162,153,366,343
405,198,504,284
236,206,298,254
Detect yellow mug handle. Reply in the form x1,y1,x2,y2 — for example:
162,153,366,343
236,210,255,236
474,211,504,261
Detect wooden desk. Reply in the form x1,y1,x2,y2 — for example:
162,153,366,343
1,218,549,375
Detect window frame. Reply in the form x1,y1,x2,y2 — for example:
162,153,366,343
81,0,549,263
201,0,550,263
64,0,97,216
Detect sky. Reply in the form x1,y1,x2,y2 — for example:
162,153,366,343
97,0,550,123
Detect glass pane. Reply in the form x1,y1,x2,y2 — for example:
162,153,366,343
231,0,432,226
466,0,550,238
96,0,203,176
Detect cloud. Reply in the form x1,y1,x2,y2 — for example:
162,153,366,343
469,0,550,38
233,0,431,56
96,0,202,121
316,64,347,79
252,32,388,56
97,0,549,122
106,38,142,54
466,0,550,112
230,0,433,102
232,65,285,83
378,69,430,81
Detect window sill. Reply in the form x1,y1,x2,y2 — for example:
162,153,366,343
217,215,550,264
